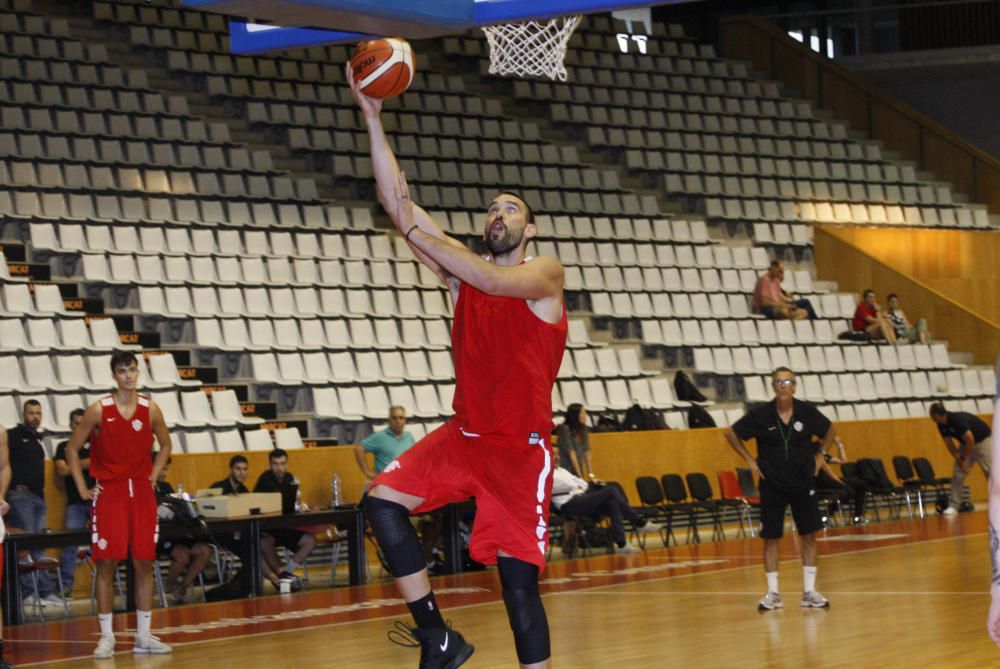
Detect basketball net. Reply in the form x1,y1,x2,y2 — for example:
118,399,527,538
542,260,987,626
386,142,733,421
481,15,581,81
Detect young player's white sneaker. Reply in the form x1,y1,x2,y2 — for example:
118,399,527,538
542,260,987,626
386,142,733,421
616,543,641,554
942,506,958,517
801,590,830,608
133,634,172,654
758,591,783,611
93,634,116,659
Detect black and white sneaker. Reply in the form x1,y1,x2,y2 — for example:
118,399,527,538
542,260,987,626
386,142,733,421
388,621,475,669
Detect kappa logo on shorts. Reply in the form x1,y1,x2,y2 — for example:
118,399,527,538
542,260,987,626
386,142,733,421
97,538,108,550
384,460,401,473
132,419,143,431
528,432,541,445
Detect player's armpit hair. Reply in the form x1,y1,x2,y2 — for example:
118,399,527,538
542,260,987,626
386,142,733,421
991,522,1000,586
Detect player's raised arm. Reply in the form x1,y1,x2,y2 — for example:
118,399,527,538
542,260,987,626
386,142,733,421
345,63,466,284
66,402,102,500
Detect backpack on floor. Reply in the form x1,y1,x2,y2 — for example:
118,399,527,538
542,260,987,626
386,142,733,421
204,570,249,602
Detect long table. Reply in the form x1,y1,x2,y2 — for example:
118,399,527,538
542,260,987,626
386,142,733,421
1,506,366,626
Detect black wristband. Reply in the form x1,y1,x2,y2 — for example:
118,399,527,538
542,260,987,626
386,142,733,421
404,224,419,241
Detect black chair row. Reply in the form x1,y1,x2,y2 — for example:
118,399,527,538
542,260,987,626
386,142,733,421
635,473,742,546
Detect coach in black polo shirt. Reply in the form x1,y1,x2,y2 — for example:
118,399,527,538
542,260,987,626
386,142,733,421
725,366,835,612
930,402,992,517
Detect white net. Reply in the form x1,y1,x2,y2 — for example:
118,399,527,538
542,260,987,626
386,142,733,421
481,15,581,81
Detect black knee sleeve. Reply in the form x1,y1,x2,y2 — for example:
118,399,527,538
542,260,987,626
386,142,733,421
363,496,426,578
498,557,550,665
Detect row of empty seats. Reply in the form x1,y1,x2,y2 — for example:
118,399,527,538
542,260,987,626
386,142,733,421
0,315,127,352
568,265,790,294
689,343,964,375
743,370,996,404
4,190,370,229
137,285,451,320
708,397,993,428
0,160,318,201
0,351,195,394
591,290,756,319
703,197,988,228
0,280,72,316
0,386,256,434
83,253,440,289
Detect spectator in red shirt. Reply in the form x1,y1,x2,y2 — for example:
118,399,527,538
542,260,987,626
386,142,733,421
851,289,896,343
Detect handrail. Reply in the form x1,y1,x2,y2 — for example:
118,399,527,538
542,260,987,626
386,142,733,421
719,14,1000,215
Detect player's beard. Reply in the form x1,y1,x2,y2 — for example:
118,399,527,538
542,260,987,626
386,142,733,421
485,223,522,256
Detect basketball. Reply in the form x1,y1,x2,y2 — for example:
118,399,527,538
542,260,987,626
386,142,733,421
350,37,415,99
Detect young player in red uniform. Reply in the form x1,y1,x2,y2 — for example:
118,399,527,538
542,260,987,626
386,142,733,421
349,68,567,669
66,350,174,659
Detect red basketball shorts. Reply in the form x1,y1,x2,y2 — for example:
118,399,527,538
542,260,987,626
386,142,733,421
91,478,158,561
372,419,554,570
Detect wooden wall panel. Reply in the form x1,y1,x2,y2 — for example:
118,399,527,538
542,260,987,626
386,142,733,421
38,414,993,538
820,226,1000,327
815,228,1000,364
588,417,993,505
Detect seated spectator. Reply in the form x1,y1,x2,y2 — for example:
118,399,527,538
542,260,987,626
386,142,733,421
752,260,817,320
254,448,316,591
154,459,211,605
207,455,251,559
554,403,592,479
210,455,250,495
54,408,92,599
550,450,661,555
354,405,415,480
851,289,896,343
886,293,929,344
814,437,870,525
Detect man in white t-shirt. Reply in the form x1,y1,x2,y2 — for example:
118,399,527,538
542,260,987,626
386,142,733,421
551,450,660,554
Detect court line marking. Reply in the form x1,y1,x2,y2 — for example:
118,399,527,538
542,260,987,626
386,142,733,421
558,590,989,596
15,530,989,667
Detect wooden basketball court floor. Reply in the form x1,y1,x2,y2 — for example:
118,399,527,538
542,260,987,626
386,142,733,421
8,512,999,668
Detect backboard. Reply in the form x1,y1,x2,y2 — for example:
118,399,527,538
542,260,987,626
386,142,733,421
182,0,692,53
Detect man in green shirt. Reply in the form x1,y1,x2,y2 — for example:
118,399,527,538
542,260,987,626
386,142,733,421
355,406,416,479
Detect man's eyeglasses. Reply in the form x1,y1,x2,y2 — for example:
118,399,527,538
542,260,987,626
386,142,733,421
773,379,796,387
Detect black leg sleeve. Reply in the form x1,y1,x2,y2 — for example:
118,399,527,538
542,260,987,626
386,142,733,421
498,556,550,665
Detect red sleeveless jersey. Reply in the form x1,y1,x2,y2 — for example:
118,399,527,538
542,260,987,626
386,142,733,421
90,394,154,481
451,279,567,438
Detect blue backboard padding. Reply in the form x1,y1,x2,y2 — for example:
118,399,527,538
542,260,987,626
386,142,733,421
229,21,369,53
474,0,656,24
186,0,472,28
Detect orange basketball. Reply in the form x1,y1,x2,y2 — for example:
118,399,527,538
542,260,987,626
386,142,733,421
350,37,415,99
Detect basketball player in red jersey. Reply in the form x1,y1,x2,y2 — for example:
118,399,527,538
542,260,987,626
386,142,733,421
349,68,567,669
65,350,173,659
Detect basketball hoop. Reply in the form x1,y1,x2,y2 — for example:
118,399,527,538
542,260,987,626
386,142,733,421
481,15,581,81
